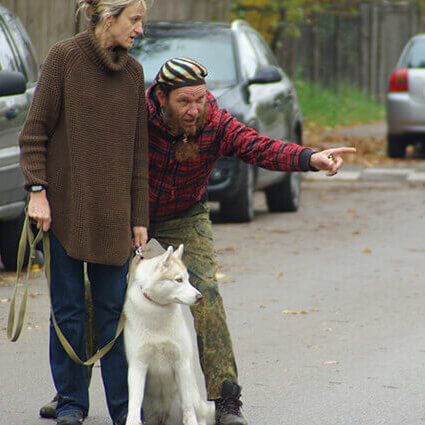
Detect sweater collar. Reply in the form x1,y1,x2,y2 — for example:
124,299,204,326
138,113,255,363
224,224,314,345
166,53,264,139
75,25,129,72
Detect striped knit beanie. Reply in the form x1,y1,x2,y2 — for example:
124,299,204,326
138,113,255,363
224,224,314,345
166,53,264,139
154,57,208,89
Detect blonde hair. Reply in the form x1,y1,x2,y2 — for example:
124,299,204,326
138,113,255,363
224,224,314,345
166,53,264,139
76,0,148,25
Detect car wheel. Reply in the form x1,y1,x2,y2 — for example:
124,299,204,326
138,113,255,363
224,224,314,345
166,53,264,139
387,135,406,158
220,163,254,222
0,211,29,271
415,141,425,157
265,171,301,212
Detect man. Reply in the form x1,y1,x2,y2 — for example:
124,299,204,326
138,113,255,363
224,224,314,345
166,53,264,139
41,57,355,425
145,57,354,425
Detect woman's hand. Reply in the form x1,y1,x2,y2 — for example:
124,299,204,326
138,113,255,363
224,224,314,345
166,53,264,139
28,190,51,231
132,226,148,252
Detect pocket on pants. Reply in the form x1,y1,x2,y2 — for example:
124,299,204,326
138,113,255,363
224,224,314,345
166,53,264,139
194,220,213,242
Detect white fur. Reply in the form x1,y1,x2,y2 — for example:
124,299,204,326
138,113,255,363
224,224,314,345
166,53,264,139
124,245,215,425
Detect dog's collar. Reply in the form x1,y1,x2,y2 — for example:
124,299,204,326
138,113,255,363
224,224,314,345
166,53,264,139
143,291,165,307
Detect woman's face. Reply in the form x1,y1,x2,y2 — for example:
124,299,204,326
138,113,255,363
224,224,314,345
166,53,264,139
107,1,145,49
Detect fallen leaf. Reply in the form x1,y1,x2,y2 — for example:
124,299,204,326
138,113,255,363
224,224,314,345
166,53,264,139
324,360,339,365
282,310,307,315
215,273,229,280
0,298,10,303
277,272,283,280
364,248,372,254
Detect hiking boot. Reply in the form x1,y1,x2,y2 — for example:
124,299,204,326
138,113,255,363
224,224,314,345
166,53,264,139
56,411,84,425
39,394,58,418
215,380,248,425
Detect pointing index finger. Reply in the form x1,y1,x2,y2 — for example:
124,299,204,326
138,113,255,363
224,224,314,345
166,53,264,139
331,147,357,156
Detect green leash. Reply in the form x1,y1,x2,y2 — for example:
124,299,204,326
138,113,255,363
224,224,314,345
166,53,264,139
7,211,125,365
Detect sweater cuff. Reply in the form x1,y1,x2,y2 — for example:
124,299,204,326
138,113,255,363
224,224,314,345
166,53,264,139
299,149,318,172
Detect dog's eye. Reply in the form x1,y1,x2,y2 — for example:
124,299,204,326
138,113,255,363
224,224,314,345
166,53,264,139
176,278,183,283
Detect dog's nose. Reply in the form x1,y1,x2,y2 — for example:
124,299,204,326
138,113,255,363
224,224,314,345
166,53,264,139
195,294,203,304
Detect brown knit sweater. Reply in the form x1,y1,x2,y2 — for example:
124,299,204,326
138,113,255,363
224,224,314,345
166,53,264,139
19,28,149,266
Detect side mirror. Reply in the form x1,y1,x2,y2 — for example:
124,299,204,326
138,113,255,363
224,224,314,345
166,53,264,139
0,70,26,97
247,65,282,85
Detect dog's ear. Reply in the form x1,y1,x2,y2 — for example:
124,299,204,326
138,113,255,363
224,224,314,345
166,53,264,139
159,246,174,268
174,244,184,260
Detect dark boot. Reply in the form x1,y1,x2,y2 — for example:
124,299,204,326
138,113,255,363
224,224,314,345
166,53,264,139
56,411,84,425
215,380,248,425
39,394,58,419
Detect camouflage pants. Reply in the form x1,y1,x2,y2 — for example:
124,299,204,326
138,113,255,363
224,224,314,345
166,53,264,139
148,202,238,399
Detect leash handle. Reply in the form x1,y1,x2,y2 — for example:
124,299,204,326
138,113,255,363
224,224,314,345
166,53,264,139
7,212,43,341
7,210,125,366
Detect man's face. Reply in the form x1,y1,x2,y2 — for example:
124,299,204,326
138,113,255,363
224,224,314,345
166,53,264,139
158,85,208,136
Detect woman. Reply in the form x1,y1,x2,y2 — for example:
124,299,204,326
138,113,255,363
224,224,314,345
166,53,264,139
19,1,149,424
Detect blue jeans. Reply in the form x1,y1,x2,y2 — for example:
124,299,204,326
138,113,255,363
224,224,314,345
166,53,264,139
49,232,128,423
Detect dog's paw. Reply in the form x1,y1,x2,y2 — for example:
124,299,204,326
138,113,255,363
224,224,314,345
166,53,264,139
125,418,142,425
183,410,199,425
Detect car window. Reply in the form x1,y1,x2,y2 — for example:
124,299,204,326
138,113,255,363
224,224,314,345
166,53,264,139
131,27,237,89
0,20,19,72
2,13,38,82
246,30,277,67
236,31,259,80
402,39,425,69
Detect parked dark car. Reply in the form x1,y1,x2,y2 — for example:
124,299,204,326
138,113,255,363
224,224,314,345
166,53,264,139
0,5,39,270
130,20,303,222
386,33,425,158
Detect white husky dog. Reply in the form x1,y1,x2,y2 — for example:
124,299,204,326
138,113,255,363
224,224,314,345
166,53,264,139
124,244,215,425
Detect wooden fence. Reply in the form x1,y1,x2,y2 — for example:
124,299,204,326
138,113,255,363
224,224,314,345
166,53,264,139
147,0,233,21
276,2,424,101
1,0,233,61
2,0,77,61
2,0,423,102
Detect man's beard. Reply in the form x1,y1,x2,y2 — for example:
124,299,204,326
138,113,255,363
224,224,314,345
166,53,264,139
163,102,208,137
162,102,208,161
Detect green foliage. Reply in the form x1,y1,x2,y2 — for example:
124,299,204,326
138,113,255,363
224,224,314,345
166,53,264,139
294,78,385,127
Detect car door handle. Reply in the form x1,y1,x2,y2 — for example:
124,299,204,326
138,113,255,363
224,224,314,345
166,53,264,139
5,107,19,119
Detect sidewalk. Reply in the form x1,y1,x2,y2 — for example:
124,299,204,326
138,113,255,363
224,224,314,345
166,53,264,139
305,121,425,183
304,164,425,183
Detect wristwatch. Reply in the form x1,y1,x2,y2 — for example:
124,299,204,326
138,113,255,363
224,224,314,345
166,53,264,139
28,185,45,192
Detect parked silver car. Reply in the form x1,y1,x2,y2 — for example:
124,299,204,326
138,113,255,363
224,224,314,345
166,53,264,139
386,33,425,158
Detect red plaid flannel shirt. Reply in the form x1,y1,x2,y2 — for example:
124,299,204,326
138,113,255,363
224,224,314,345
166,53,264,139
147,87,313,222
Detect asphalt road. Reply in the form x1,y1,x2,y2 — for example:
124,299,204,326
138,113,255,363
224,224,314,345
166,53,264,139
1,176,424,425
